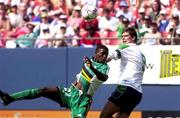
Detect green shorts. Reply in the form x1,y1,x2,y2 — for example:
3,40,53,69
58,86,92,118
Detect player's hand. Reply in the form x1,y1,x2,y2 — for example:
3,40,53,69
83,56,92,67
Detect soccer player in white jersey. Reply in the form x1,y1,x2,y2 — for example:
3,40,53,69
100,27,146,118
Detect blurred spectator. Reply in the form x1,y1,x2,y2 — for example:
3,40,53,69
14,22,40,48
0,2,5,10
166,14,180,32
11,15,31,38
79,17,99,37
35,24,53,48
53,26,68,48
117,17,130,39
116,0,133,22
134,7,146,29
54,23,67,39
48,10,63,37
79,26,101,47
98,8,118,38
128,0,143,20
157,9,169,34
4,13,32,41
140,0,151,14
31,6,49,22
67,5,82,34
65,0,77,15
105,0,116,17
52,23,68,48
116,15,124,39
0,6,10,48
55,0,69,15
26,0,37,21
8,5,24,29
18,2,27,17
58,14,76,44
149,0,161,21
66,5,82,46
41,0,54,12
142,21,162,45
39,12,51,37
0,8,11,32
60,14,74,35
171,0,180,19
160,0,174,10
138,15,152,38
53,38,68,48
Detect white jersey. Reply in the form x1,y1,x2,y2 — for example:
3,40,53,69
109,43,146,93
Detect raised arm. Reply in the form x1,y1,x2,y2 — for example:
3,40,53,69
84,56,108,81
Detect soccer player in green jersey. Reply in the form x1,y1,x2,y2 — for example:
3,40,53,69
0,44,109,118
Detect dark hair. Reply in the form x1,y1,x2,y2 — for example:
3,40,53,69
123,27,138,43
95,45,109,53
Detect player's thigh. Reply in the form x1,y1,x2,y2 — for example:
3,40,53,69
72,95,92,118
120,86,142,114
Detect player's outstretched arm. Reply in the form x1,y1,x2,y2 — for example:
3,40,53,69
84,56,108,81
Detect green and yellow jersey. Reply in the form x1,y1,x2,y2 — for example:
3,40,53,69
77,59,109,96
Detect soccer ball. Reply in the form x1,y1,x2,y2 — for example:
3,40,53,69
81,4,97,20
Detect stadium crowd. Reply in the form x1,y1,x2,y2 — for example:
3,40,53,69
0,0,180,48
